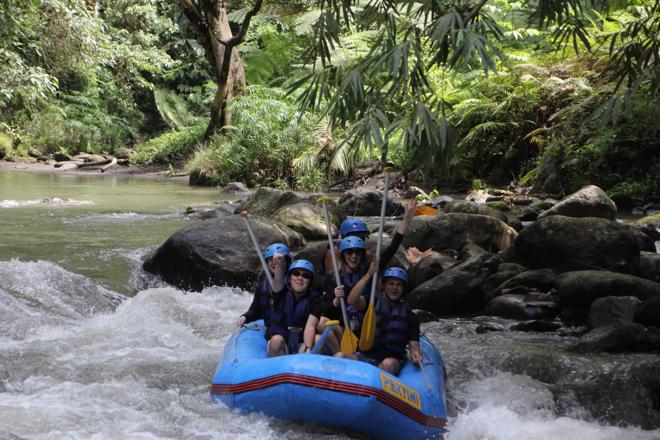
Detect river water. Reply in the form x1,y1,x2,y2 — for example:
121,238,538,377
0,171,658,440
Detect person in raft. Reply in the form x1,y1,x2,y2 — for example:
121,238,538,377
320,199,418,353
320,218,373,277
235,243,292,328
338,266,422,375
266,259,323,357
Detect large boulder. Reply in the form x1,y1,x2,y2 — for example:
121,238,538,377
407,252,457,291
401,213,517,254
538,185,617,220
572,323,660,354
143,216,304,291
236,187,302,216
635,296,660,328
271,202,332,240
406,253,498,314
338,191,403,217
490,268,558,299
506,215,642,274
640,251,660,283
588,296,641,329
443,201,509,224
557,270,660,307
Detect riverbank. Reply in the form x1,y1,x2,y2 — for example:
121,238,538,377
0,158,179,179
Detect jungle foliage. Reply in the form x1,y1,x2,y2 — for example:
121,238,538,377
0,0,658,201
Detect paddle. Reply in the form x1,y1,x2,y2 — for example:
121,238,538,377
241,212,275,291
318,197,358,354
310,319,339,354
359,168,392,351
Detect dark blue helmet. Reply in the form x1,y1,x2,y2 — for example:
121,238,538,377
382,267,408,285
339,236,366,254
263,243,291,260
340,218,369,238
288,259,315,276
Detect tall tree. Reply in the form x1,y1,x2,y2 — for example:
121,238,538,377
178,0,263,139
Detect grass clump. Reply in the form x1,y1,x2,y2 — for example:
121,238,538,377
131,123,206,165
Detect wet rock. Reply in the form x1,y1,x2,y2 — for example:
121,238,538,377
557,270,660,307
510,320,561,332
485,201,510,211
412,309,439,323
429,195,454,209
188,169,216,186
475,322,506,333
271,202,333,240
402,213,517,255
338,191,403,217
505,215,642,274
36,155,49,162
572,323,660,354
28,147,42,158
588,296,641,328
637,213,660,227
143,215,304,291
221,182,249,194
518,207,538,221
407,252,454,291
482,294,559,320
53,152,71,162
407,253,498,314
444,200,509,224
635,296,660,328
538,185,617,220
185,202,237,219
114,147,132,159
640,251,660,283
492,269,558,297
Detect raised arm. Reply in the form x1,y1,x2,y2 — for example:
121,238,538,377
347,257,377,311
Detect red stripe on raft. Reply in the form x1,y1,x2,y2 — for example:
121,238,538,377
210,373,447,429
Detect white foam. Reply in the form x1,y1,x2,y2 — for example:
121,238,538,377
0,198,95,208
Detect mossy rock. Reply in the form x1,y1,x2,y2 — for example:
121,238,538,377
637,214,660,226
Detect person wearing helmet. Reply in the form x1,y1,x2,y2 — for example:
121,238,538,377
235,243,291,328
342,265,421,374
320,218,373,277
266,259,323,357
319,199,418,354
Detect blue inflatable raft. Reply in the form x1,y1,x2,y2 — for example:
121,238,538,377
210,320,448,439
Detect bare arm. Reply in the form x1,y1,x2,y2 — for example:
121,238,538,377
270,254,286,293
396,198,417,235
409,340,422,365
303,315,319,352
347,257,376,311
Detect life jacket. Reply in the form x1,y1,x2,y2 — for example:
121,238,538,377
372,298,410,360
268,288,313,343
255,276,272,326
339,269,368,326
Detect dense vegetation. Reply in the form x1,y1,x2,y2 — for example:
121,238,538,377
0,0,658,202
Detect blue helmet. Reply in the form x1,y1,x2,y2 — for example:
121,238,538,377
288,259,315,276
340,218,369,238
382,267,408,285
339,236,366,254
263,243,291,260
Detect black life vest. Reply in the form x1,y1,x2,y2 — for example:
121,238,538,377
372,298,410,360
255,276,272,326
339,269,368,325
268,288,313,343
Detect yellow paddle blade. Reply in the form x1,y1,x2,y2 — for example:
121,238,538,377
359,303,376,351
316,196,333,204
325,320,340,328
382,166,396,174
340,328,358,355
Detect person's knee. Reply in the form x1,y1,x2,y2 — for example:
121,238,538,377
380,358,400,373
268,335,287,356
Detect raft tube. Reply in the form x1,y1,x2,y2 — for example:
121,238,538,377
210,320,448,439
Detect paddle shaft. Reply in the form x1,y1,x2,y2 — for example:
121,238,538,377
321,203,352,331
368,173,390,304
242,216,275,290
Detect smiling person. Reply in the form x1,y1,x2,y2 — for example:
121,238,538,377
319,199,418,354
266,259,322,357
341,266,421,375
235,243,291,329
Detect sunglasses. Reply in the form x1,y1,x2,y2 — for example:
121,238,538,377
290,270,312,280
343,249,364,256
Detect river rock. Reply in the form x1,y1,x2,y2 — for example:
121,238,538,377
491,269,558,298
271,202,334,240
407,252,455,291
572,323,660,354
557,270,660,307
444,201,509,224
640,251,660,283
505,215,642,274
401,213,517,254
406,253,498,314
588,296,641,328
53,152,71,162
509,320,562,332
221,182,249,194
635,296,660,328
143,215,304,291
538,185,617,220
338,191,403,217
482,294,559,320
236,187,302,217
28,148,42,158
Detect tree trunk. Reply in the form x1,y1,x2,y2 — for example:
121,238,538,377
203,8,246,140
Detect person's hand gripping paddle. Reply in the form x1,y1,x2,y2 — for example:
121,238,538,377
318,197,358,355
359,168,392,351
